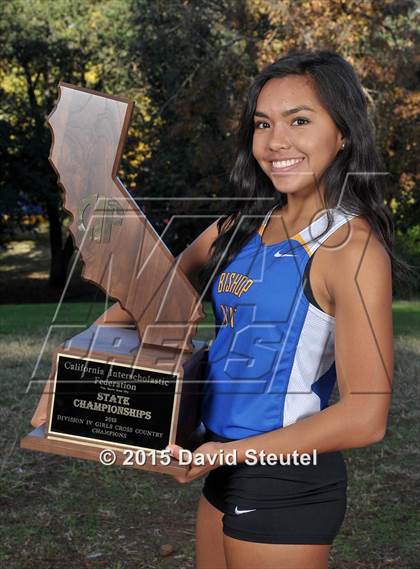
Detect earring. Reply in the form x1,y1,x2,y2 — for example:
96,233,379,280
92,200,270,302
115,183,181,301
341,141,345,149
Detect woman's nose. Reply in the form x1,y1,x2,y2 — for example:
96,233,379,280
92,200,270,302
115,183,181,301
267,125,291,151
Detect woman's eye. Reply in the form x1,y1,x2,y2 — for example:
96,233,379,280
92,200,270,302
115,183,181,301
292,117,310,126
254,121,269,129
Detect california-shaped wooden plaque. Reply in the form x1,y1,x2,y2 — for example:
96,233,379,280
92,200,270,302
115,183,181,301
20,83,207,474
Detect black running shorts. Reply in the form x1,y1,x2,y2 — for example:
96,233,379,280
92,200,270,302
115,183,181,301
201,427,347,545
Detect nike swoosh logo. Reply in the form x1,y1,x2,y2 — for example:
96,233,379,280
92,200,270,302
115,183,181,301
274,252,295,257
234,506,257,515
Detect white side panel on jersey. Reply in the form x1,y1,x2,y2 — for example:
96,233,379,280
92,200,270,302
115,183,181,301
282,303,335,427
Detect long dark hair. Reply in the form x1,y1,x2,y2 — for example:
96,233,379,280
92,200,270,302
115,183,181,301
198,49,413,295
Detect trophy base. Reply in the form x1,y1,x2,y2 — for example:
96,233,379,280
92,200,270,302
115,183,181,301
21,423,207,474
21,325,208,474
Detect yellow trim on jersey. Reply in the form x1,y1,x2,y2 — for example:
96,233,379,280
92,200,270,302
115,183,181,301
293,233,312,256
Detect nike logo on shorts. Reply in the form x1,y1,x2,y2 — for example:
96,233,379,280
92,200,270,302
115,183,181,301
234,506,257,515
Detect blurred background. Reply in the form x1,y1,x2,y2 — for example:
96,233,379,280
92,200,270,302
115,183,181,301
0,1,419,568
0,0,418,303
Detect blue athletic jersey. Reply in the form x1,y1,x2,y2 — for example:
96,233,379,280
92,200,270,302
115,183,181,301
201,205,357,440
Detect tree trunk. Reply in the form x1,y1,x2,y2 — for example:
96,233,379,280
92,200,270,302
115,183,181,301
46,200,66,286
62,234,75,278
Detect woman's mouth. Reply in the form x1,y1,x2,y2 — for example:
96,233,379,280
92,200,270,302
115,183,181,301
270,157,305,173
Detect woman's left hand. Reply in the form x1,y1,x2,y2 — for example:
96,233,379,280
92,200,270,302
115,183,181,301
165,441,226,483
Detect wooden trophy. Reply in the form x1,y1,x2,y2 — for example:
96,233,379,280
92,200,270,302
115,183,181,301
20,83,207,474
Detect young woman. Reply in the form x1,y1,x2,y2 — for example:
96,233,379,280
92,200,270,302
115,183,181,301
163,50,398,569
30,49,397,569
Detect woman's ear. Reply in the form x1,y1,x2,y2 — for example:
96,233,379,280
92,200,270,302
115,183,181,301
338,136,346,153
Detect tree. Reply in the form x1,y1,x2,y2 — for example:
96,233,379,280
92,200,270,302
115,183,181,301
0,0,417,292
0,0,133,285
124,0,267,253
247,0,419,231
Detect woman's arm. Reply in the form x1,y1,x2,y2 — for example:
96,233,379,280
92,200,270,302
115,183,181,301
174,216,223,290
224,218,394,462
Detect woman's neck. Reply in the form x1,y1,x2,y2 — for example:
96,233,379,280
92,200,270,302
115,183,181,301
281,187,327,226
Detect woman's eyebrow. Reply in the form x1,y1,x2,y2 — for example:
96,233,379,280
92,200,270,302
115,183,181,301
254,106,316,118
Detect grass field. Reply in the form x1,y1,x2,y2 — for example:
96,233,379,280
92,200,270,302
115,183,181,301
0,300,419,337
0,301,419,568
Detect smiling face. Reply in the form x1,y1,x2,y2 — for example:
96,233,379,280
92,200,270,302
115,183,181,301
252,74,344,200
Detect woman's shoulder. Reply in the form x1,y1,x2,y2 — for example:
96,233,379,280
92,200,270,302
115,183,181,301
327,213,387,256
324,213,392,298
341,214,388,257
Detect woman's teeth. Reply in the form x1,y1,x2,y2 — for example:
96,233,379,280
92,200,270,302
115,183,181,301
272,158,304,169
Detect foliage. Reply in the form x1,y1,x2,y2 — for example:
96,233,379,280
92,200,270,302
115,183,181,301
125,0,264,252
250,0,419,232
395,224,420,296
0,0,134,283
0,0,418,288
